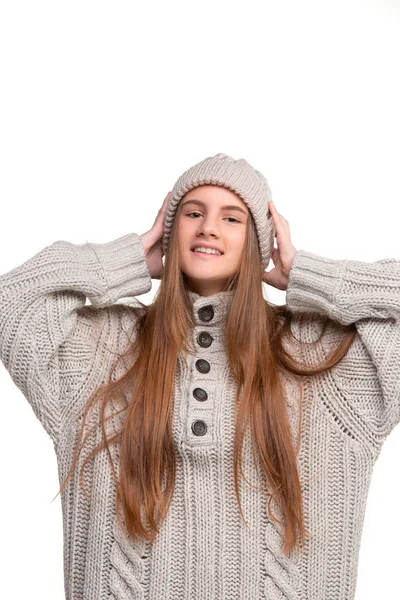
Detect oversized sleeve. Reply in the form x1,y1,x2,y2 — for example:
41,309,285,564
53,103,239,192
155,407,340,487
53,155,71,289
286,249,400,442
0,233,152,445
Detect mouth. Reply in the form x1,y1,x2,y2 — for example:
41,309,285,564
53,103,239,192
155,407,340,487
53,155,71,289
191,249,224,259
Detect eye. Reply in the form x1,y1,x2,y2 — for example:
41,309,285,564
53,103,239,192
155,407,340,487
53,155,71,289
185,212,240,223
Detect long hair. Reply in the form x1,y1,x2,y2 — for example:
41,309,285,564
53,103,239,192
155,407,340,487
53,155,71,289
56,199,357,557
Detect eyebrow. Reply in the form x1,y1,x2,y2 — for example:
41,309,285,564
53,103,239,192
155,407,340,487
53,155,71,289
181,199,248,216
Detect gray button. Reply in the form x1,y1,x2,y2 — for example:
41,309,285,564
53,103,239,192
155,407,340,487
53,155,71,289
198,305,214,322
193,388,208,402
195,359,210,374
197,331,213,348
191,420,207,436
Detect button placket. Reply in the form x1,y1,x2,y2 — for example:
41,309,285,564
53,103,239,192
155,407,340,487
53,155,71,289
187,304,215,443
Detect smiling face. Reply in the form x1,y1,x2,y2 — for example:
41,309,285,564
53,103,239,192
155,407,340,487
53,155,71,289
176,184,250,296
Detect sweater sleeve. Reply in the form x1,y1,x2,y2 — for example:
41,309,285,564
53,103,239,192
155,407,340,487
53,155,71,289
286,249,400,440
0,232,152,445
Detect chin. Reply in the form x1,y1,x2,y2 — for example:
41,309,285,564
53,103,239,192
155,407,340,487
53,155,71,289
184,270,234,286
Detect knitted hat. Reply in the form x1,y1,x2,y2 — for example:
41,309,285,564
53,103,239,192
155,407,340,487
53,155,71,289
162,152,275,271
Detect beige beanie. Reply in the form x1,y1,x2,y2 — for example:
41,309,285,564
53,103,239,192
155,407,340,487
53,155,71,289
162,152,275,270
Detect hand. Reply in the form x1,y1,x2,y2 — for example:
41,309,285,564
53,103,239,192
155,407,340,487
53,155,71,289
262,201,298,291
139,192,171,280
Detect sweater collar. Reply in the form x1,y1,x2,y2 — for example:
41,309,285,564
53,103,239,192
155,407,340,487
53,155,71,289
187,288,235,328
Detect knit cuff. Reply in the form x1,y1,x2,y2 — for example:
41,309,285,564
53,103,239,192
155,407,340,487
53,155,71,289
84,232,152,306
286,249,348,320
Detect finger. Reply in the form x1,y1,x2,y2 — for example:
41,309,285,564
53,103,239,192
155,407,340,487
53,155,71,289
156,193,171,221
160,192,171,210
153,194,170,229
271,247,281,266
268,201,286,223
268,202,284,235
271,246,280,260
268,201,291,238
268,201,283,226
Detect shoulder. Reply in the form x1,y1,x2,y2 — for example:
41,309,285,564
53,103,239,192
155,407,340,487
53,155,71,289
56,302,149,428
81,302,148,356
58,302,147,388
282,308,357,363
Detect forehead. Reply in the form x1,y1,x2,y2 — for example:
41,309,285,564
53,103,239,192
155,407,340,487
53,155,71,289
182,185,248,211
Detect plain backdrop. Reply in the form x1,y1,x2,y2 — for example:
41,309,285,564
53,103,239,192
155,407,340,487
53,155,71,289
1,1,399,598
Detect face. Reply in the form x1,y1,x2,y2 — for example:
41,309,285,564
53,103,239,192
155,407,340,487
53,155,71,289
176,184,249,296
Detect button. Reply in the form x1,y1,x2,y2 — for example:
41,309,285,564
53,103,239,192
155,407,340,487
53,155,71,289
197,331,213,348
191,420,207,436
193,388,208,402
195,359,210,374
198,305,214,322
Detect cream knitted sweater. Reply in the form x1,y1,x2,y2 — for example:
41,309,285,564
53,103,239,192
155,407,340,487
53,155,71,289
1,232,399,600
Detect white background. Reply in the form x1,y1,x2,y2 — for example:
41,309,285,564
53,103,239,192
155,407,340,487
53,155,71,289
1,1,399,598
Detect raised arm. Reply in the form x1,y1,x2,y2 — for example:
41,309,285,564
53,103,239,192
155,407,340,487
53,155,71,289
286,249,400,441
0,233,152,445
286,250,400,325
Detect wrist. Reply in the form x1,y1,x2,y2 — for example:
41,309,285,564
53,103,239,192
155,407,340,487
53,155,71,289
139,233,150,255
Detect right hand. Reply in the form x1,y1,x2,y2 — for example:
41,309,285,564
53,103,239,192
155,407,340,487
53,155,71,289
139,192,171,280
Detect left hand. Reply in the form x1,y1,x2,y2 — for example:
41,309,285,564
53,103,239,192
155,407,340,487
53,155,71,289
262,201,298,291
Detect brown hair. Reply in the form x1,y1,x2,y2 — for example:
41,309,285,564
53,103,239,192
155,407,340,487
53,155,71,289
56,200,357,557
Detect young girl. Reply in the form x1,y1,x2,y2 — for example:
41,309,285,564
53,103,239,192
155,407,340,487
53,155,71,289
1,152,399,600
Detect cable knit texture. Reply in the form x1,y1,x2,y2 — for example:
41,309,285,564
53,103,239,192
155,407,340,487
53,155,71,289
1,233,399,600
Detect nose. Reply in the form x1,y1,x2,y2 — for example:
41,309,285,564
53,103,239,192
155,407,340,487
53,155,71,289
196,216,220,238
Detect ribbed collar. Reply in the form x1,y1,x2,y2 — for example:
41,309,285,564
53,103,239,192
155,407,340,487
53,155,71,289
187,288,235,328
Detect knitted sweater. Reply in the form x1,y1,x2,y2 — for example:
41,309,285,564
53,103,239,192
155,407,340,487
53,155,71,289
0,232,399,600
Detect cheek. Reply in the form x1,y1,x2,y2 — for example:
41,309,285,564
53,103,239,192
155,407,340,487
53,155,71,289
176,219,189,241
176,219,194,253
228,229,246,251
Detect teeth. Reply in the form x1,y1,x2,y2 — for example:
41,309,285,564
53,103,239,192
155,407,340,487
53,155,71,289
193,247,222,256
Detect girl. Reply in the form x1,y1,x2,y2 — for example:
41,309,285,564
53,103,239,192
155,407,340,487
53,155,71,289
0,152,399,600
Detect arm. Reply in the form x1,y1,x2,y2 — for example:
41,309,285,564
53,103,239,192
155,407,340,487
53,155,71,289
0,233,152,445
286,249,400,441
286,250,400,324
